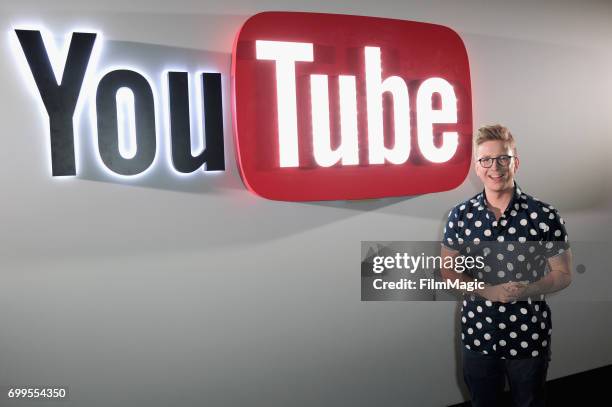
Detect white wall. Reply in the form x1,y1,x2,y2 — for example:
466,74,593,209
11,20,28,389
1,1,611,406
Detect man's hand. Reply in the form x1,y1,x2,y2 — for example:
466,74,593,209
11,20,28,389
477,281,527,303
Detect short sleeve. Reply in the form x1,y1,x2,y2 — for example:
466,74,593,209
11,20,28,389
442,206,464,252
542,207,570,258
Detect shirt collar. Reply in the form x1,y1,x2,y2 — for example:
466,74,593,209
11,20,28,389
477,182,524,209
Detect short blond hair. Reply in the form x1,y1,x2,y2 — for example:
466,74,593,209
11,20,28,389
474,124,517,156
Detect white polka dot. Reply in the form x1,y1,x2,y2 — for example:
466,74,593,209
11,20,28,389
510,332,517,339
484,333,491,340
510,210,517,216
521,341,528,348
497,270,505,278
484,229,491,237
509,227,516,234
540,322,546,329
485,301,492,307
507,244,514,251
521,324,528,331
465,229,471,236
475,220,482,227
476,322,482,329
518,254,525,262
510,349,517,356
466,344,471,349
520,218,528,226
486,317,493,323
449,221,454,228
530,212,538,219
530,229,537,236
500,219,507,226
518,236,527,243
499,306,506,312
499,323,506,329
477,306,483,313
462,316,467,323
474,339,480,346
467,213,473,219
549,213,555,220
531,316,537,323
468,311,475,318
532,333,539,340
467,328,473,334
497,253,504,260
520,308,527,315
542,340,548,346
499,339,506,346
532,350,539,357
509,315,517,322
458,221,464,227
460,204,466,210
543,311,547,318
507,263,513,271
497,235,505,242
484,266,491,273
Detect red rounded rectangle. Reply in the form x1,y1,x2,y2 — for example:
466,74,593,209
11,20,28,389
232,11,472,201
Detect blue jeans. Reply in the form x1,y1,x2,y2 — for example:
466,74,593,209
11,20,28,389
462,346,550,407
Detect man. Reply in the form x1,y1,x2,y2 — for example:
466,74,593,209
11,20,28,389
440,124,572,407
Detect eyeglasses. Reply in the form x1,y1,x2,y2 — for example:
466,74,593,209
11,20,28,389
477,155,514,168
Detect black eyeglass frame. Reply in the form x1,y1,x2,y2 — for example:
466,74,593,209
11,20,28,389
477,155,515,168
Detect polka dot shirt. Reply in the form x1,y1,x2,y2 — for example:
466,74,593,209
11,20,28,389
442,183,569,359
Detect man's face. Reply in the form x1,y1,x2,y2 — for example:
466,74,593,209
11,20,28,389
474,140,519,193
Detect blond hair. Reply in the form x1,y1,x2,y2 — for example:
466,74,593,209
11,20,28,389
474,124,517,156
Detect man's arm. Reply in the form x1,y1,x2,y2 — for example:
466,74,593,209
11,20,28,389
518,249,573,299
440,245,480,292
440,245,526,303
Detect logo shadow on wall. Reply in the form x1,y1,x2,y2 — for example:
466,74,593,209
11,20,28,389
73,40,244,194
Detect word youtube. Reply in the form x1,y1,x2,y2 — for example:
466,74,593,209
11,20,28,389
13,12,473,201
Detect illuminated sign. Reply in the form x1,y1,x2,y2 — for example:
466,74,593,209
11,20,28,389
13,29,225,177
12,11,473,201
232,12,473,201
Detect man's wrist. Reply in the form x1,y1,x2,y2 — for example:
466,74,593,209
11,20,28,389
473,283,489,299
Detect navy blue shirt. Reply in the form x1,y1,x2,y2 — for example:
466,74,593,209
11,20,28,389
442,183,569,359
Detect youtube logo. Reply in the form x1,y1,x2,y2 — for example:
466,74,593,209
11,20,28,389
232,12,473,201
